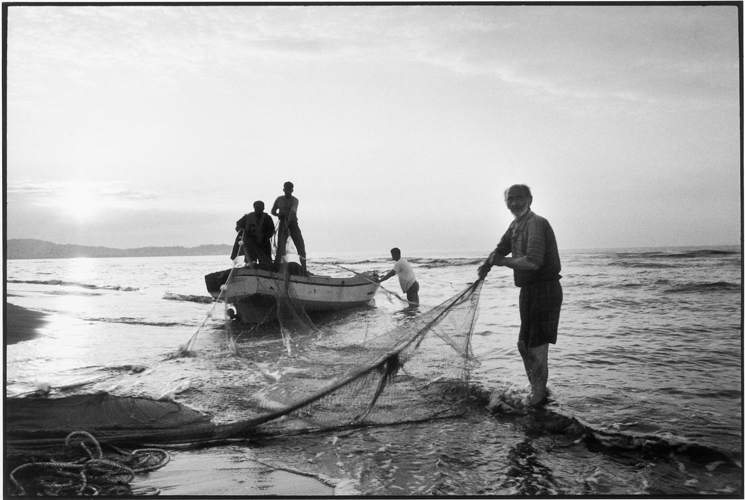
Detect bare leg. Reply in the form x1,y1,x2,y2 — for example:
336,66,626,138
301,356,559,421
274,225,288,266
517,341,549,406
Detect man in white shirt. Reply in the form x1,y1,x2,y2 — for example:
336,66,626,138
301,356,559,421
379,247,419,305
271,181,307,275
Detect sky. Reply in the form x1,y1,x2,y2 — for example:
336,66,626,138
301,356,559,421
4,3,742,255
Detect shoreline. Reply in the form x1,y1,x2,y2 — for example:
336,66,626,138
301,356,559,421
4,301,339,496
5,302,48,345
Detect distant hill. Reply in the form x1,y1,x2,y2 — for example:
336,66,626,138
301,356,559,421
7,239,233,260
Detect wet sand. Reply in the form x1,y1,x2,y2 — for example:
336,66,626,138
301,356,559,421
134,447,337,496
4,302,338,496
5,302,48,345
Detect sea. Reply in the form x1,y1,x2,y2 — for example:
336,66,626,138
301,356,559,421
5,246,743,496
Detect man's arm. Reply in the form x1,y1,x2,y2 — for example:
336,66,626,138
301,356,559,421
492,218,544,271
379,270,396,282
490,253,539,271
235,215,247,232
478,228,512,278
288,198,299,222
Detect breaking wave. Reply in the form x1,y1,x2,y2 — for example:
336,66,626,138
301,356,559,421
7,279,139,292
481,388,741,469
411,258,484,268
664,281,741,294
163,292,214,304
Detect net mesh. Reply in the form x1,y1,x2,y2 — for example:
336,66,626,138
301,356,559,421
7,280,484,448
252,280,483,433
273,256,322,355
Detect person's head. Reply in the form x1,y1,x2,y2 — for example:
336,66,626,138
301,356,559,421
390,247,401,261
504,184,532,218
283,181,294,197
253,201,265,214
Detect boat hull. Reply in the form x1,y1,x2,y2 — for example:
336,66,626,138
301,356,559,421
205,267,379,323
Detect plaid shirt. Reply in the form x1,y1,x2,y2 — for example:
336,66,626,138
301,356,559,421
496,210,562,287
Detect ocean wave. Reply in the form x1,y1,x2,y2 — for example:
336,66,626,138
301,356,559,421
41,290,103,297
33,308,192,327
7,279,139,292
314,257,483,269
485,397,740,468
411,258,484,268
664,282,741,294
614,249,739,260
659,249,740,258
90,317,191,327
163,292,214,304
608,261,680,269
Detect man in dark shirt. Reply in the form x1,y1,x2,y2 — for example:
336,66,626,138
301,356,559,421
478,184,562,406
232,201,275,268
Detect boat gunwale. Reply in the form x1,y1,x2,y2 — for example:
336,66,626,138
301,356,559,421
230,268,378,288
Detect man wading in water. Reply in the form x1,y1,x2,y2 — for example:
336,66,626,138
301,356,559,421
478,184,562,406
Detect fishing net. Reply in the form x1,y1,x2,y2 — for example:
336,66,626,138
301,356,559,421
219,235,378,356
273,256,322,355
7,280,483,446
254,279,484,434
6,279,483,496
7,224,485,495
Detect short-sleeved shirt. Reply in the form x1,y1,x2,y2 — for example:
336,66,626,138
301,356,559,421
393,258,417,293
496,210,561,287
236,212,275,241
272,195,299,223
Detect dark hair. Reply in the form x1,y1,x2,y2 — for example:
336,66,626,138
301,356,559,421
284,181,294,190
253,200,264,210
390,247,401,255
504,184,532,198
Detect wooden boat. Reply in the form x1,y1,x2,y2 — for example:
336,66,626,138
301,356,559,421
205,263,380,323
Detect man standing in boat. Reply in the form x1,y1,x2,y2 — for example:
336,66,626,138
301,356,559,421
379,248,419,306
271,181,307,275
478,184,562,407
232,200,275,268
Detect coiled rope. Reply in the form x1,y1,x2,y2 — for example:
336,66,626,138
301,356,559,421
9,431,169,497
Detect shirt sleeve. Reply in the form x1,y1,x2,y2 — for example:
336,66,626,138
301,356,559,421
524,218,546,267
235,215,247,231
495,227,512,257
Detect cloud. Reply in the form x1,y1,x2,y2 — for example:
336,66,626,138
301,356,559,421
8,180,161,210
9,4,737,109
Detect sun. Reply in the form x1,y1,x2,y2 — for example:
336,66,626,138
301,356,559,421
38,181,139,224
59,190,105,222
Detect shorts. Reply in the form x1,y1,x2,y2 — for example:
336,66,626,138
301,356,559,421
519,280,562,349
405,281,420,303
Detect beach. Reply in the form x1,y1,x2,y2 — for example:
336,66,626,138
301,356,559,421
4,302,338,496
5,251,743,496
5,303,46,345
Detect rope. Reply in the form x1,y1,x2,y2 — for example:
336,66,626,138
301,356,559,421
9,431,169,496
321,261,413,306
